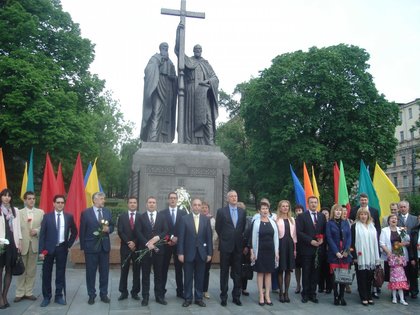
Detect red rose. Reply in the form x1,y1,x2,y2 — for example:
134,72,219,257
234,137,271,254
42,250,48,256
164,235,171,242
315,234,324,240
27,218,32,222
357,251,362,256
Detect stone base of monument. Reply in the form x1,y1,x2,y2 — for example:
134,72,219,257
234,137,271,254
129,142,230,217
69,232,220,266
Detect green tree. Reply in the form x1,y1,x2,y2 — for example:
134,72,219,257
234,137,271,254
240,44,399,204
0,0,133,194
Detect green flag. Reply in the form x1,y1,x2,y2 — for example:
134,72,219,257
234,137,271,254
338,160,349,206
27,148,34,192
358,160,380,215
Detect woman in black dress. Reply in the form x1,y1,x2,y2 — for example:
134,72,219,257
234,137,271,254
250,201,279,306
0,188,22,309
276,200,297,303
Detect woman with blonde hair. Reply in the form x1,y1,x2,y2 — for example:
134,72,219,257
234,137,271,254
351,207,380,306
276,200,297,303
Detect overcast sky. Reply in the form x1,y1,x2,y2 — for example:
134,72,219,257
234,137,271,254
60,0,420,135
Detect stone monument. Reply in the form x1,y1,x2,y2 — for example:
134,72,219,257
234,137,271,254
130,0,229,214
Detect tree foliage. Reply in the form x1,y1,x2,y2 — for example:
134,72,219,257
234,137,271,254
238,44,399,204
0,0,134,195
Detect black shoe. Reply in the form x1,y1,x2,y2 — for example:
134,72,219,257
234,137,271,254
88,297,95,305
372,292,379,299
131,294,140,300
100,296,110,303
340,298,347,306
242,290,250,296
368,300,374,305
279,293,285,303
309,297,319,303
265,301,273,306
232,298,242,306
195,300,206,307
182,300,192,307
118,293,128,301
40,299,50,307
156,297,167,305
334,297,340,305
301,297,308,303
54,297,66,305
258,302,265,306
221,299,227,306
176,293,184,299
141,298,149,306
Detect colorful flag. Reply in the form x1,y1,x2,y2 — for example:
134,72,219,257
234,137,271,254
290,165,306,209
303,162,314,210
358,160,380,214
56,162,66,195
20,162,28,201
27,148,34,192
373,162,400,223
85,158,100,207
338,161,351,213
0,148,7,191
84,162,92,186
333,162,340,204
66,153,87,234
311,166,321,210
39,153,58,213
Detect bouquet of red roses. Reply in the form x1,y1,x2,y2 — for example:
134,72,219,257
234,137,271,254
314,234,324,269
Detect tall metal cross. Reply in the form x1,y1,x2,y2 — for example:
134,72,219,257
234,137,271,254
161,0,205,143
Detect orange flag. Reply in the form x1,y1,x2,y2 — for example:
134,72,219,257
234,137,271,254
0,148,7,191
303,162,314,210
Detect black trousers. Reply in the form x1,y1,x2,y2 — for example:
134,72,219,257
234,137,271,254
203,259,212,292
85,250,109,298
301,254,320,299
183,250,206,302
219,250,242,300
355,268,374,301
162,244,183,296
42,244,68,299
119,251,141,295
318,258,333,292
141,251,164,299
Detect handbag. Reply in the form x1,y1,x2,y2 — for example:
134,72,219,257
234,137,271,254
333,267,355,285
373,265,385,287
241,263,253,280
12,253,25,276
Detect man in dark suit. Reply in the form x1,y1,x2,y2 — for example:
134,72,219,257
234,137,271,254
178,198,213,307
79,192,114,305
117,197,142,301
38,195,77,307
161,192,187,299
296,196,326,304
397,200,419,299
350,193,381,236
215,190,246,306
138,196,169,306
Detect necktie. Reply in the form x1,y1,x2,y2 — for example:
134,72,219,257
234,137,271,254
97,208,103,223
130,212,135,230
57,213,61,245
150,213,155,228
232,208,237,228
312,212,318,227
171,209,176,225
194,215,199,233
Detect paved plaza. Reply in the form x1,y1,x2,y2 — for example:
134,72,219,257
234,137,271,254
4,264,420,315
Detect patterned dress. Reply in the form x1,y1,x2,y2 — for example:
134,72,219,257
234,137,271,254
387,254,410,290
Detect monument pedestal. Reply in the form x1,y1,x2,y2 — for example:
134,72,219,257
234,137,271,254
130,142,230,216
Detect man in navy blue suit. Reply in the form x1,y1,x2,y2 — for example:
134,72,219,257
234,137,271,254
79,192,114,305
178,198,213,307
161,192,187,299
38,195,77,307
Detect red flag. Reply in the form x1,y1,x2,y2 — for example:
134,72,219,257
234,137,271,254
333,162,340,204
56,162,66,195
39,153,58,213
0,148,7,191
303,162,314,210
66,153,86,234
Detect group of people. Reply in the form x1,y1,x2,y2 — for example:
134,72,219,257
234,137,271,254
0,188,419,310
241,193,419,307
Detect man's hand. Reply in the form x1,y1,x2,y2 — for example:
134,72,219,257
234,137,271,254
206,255,212,263
243,247,249,255
336,252,343,259
147,243,155,251
171,236,178,244
178,255,184,263
102,225,110,233
30,229,37,237
311,240,320,247
39,254,45,261
127,241,136,251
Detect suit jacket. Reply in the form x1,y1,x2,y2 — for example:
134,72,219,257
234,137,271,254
296,210,326,256
38,211,77,255
79,207,114,253
326,219,352,264
215,206,246,253
117,211,141,256
19,207,44,255
160,206,187,241
409,225,420,261
137,211,168,255
398,213,418,233
350,205,380,236
178,213,213,262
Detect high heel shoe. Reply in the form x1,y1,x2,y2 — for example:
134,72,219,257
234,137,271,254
258,300,265,306
284,292,290,303
279,293,285,303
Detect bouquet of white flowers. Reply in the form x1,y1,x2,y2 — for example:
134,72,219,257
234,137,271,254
0,238,10,255
175,187,191,214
